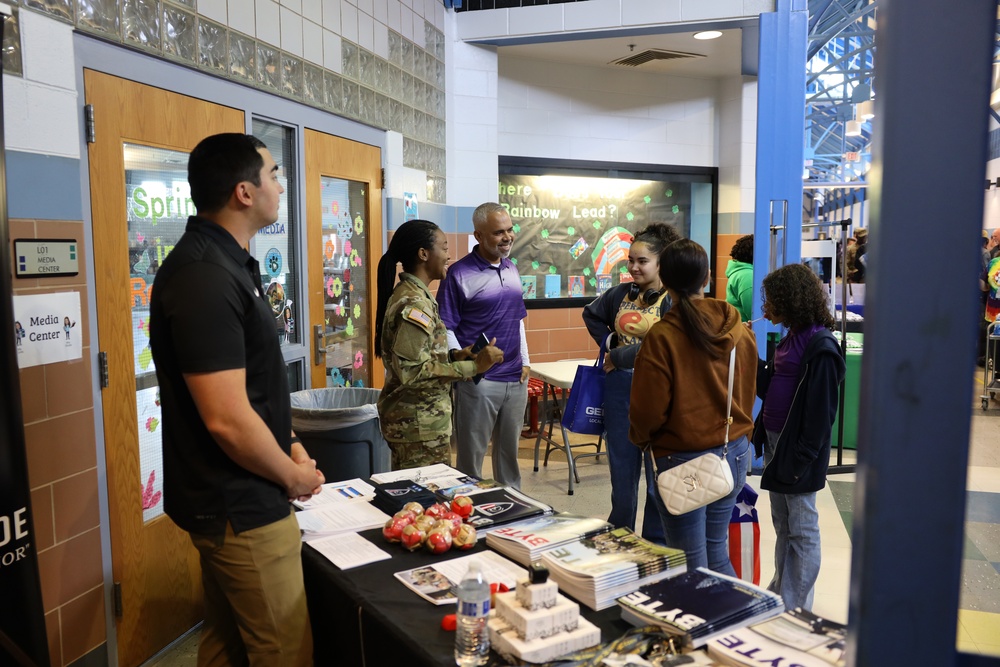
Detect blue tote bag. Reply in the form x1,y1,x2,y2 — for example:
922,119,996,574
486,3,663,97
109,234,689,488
561,352,606,435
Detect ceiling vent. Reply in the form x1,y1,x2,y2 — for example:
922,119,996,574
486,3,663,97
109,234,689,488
609,48,704,68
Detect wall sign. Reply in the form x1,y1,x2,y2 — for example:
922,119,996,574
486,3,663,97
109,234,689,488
12,292,82,368
13,238,79,278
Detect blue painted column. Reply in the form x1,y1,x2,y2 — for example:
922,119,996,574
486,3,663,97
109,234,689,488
849,2,995,666
752,0,807,351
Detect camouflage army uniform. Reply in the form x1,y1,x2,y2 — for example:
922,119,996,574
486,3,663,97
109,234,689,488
378,273,476,470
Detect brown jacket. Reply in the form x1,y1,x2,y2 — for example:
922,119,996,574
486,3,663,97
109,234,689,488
629,298,757,458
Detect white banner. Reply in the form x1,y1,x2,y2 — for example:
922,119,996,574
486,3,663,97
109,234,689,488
12,291,83,368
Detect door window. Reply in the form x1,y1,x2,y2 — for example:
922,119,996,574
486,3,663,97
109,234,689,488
320,176,371,387
252,119,300,346
124,143,192,523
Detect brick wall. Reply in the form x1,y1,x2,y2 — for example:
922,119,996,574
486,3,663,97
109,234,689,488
9,218,105,666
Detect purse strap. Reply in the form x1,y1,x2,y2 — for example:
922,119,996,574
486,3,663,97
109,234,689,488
722,346,736,454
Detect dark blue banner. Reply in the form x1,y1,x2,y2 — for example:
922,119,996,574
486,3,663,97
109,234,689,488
0,9,50,666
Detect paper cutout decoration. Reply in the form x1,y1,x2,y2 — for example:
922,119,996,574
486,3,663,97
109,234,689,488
590,227,632,276
569,237,589,260
521,276,536,299
544,274,561,299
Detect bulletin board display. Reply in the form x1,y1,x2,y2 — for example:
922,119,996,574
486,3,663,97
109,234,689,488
498,159,717,308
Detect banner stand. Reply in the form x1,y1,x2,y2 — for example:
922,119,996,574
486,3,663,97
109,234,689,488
0,5,53,665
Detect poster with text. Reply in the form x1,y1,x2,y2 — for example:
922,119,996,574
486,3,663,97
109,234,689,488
13,291,83,368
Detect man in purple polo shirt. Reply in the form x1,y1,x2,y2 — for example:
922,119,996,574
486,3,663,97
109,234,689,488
437,202,531,487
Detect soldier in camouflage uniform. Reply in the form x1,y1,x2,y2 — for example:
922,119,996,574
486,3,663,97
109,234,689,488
373,220,503,470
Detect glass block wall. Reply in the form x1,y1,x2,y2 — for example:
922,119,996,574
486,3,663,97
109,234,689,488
1,8,23,76
0,0,447,201
455,0,588,11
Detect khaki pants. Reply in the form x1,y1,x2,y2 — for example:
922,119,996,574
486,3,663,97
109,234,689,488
190,511,312,667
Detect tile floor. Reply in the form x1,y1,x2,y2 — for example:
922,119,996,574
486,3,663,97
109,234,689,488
147,389,1000,665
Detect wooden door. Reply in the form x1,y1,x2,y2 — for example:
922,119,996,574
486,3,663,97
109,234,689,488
85,70,244,666
304,129,384,389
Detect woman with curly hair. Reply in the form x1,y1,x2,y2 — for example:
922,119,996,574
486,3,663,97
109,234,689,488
725,234,754,322
753,263,845,611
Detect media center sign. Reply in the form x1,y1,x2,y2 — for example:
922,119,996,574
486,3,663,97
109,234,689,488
14,238,80,278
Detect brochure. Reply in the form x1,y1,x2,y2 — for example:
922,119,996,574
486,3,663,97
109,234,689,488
393,551,527,605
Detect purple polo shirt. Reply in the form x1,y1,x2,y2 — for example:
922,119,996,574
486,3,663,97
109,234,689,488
437,246,527,382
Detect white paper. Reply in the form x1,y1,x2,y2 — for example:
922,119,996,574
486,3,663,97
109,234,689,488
369,463,463,485
292,479,375,510
13,292,83,368
306,532,392,570
393,551,527,605
295,501,390,536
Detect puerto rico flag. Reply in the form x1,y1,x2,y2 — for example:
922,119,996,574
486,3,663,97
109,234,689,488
729,483,761,585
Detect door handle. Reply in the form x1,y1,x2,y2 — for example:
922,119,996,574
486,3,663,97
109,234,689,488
314,324,326,366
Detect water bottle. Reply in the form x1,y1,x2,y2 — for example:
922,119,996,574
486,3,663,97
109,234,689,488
454,560,491,666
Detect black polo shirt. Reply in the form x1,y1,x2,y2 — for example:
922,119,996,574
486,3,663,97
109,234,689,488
149,216,292,535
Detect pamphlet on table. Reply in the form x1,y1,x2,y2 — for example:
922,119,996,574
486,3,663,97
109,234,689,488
304,531,392,570
292,478,375,510
707,607,846,667
294,500,390,537
540,527,686,610
617,567,784,648
485,513,612,565
394,551,527,605
466,487,553,535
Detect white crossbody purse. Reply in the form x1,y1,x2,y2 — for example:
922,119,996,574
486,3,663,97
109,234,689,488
656,347,737,516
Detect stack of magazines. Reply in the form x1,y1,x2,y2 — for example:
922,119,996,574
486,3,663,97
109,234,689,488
617,568,784,648
706,607,845,667
485,513,612,565
464,486,553,535
540,527,687,611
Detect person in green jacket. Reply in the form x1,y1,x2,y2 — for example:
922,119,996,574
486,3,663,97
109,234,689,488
725,234,754,322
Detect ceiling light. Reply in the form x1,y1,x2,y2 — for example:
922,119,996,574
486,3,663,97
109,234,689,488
856,100,875,121
693,31,722,40
845,120,863,137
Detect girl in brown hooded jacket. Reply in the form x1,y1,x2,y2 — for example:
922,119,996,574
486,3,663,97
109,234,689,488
630,239,757,574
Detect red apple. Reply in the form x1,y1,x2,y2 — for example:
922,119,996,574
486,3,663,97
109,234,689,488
400,524,427,551
424,503,449,520
392,509,418,526
440,513,464,536
402,502,425,516
382,515,410,542
450,495,474,518
414,514,436,533
425,525,453,554
452,523,478,550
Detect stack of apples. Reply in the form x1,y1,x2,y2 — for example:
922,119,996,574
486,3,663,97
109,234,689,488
381,496,477,553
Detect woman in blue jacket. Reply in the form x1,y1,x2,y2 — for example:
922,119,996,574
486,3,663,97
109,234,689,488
582,223,679,543
753,263,846,611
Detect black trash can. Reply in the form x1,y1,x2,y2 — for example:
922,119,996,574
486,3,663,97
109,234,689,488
289,388,389,482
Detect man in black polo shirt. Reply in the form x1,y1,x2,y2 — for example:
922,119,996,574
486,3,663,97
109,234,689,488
150,133,324,667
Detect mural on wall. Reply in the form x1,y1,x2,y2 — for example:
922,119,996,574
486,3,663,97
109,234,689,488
498,174,696,300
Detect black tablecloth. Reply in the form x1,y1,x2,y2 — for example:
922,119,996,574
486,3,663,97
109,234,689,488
303,528,632,666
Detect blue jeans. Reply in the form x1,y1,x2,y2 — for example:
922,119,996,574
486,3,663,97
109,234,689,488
652,436,751,575
603,369,664,543
765,430,820,611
